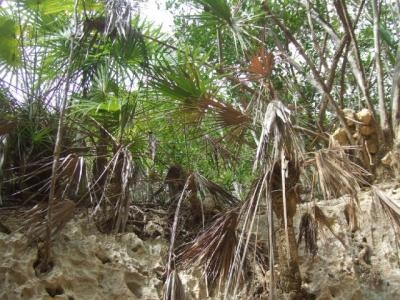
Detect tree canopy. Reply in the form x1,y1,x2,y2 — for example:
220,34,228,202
0,0,399,298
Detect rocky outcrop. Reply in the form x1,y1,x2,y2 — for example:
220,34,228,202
1,182,400,299
298,182,400,299
0,218,166,300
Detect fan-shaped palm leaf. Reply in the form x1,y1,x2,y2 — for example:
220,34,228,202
313,147,370,200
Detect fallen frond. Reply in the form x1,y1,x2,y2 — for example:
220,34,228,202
21,199,76,243
314,148,370,200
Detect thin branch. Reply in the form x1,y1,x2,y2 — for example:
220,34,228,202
334,0,374,110
45,0,79,270
264,3,355,144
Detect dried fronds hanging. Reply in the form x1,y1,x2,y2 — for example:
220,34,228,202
111,147,136,233
248,48,274,80
314,148,370,200
21,199,76,243
193,172,240,208
163,175,193,299
92,146,141,233
177,209,240,288
297,213,318,256
254,100,303,170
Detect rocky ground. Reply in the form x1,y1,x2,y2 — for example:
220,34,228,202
1,181,400,299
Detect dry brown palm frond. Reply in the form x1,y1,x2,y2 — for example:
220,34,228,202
21,199,76,243
225,174,270,298
111,146,135,233
212,101,251,129
177,209,240,288
163,269,186,300
297,212,318,256
254,100,303,170
373,186,400,231
93,146,140,233
248,48,274,80
193,172,240,208
314,148,370,200
58,153,87,199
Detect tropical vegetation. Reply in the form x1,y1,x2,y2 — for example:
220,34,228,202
0,0,399,299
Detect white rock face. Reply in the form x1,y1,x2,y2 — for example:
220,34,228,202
297,182,400,299
1,182,400,299
0,218,166,300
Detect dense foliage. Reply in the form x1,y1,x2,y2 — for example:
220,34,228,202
0,0,399,298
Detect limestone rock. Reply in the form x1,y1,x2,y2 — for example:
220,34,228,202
2,183,400,300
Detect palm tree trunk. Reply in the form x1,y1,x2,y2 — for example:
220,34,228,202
276,220,302,297
273,189,302,298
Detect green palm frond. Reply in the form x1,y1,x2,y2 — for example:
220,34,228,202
196,0,232,25
190,0,263,53
0,15,21,68
150,51,216,124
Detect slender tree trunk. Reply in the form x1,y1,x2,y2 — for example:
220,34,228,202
392,45,400,176
372,0,392,146
393,46,400,143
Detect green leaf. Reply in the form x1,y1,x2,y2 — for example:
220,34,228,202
0,16,21,67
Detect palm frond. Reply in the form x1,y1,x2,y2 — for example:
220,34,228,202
314,148,370,200
178,209,240,289
0,14,21,67
93,146,140,233
193,172,240,208
191,0,263,53
21,199,76,243
297,212,318,256
150,49,218,125
254,100,303,170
